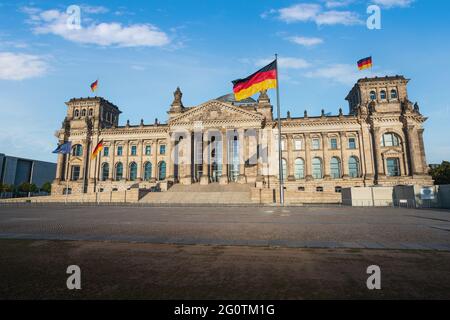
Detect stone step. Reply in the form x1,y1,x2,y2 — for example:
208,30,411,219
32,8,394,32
139,191,253,204
168,183,252,193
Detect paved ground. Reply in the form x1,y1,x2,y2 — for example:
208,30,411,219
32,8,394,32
1,239,450,299
1,205,449,299
0,205,449,250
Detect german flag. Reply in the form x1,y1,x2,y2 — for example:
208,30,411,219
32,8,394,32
232,60,277,101
357,56,373,70
90,79,98,92
91,139,103,160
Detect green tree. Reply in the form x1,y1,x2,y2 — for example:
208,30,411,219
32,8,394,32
41,182,52,194
0,184,13,193
430,161,450,185
18,182,38,193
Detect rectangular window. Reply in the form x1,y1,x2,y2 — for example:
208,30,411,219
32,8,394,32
103,146,109,157
348,137,356,149
330,138,338,150
160,145,166,155
294,139,302,150
117,146,123,156
387,158,401,177
312,138,320,150
71,166,80,181
145,145,151,155
131,145,137,156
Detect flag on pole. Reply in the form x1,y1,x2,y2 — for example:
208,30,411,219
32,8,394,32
90,79,99,92
357,56,373,70
91,139,104,160
232,60,277,101
52,141,72,154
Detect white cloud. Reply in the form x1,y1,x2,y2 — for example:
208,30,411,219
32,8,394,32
24,8,170,47
80,5,109,14
0,52,48,80
278,4,321,23
275,2,363,26
256,57,311,69
305,64,362,85
372,0,414,8
324,0,354,9
288,36,324,47
315,10,361,26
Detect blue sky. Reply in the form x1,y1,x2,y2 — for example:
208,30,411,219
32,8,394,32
0,0,449,163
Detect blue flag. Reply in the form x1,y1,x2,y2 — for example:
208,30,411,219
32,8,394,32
52,141,72,154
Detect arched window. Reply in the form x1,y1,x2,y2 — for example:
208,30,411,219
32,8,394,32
330,157,341,179
348,156,360,178
115,162,123,181
74,109,79,117
381,133,401,147
143,162,152,181
158,161,166,180
294,158,305,180
129,162,137,181
81,109,86,116
380,90,387,100
386,158,400,177
72,144,83,156
101,163,109,181
88,108,93,116
312,157,323,179
281,158,287,180
370,91,377,100
390,89,398,99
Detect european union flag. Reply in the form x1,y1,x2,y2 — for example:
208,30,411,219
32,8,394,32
52,141,72,154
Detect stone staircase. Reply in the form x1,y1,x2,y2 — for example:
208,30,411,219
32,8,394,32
139,183,254,204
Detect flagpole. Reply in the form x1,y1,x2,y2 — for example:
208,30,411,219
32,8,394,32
275,54,284,206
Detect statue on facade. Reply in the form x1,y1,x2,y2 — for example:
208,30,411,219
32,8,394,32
171,87,184,108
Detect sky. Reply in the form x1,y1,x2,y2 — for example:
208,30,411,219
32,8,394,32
0,0,449,164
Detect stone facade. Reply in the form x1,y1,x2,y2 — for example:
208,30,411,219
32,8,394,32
52,76,432,197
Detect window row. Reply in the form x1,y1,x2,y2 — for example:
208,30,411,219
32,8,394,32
73,108,93,117
281,156,361,180
369,89,398,101
100,161,166,181
70,144,166,157
281,137,357,151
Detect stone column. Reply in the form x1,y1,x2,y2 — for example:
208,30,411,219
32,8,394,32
255,129,264,187
123,141,129,181
322,133,330,179
55,140,64,182
340,132,349,178
109,142,115,180
238,129,247,183
166,133,173,181
373,128,385,179
200,132,209,185
136,139,143,182
305,134,313,181
152,140,158,181
220,129,229,184
417,129,428,174
181,131,192,184
80,139,88,180
287,134,295,181
406,125,419,176
359,122,374,181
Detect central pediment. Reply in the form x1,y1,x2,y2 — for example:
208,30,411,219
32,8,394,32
169,100,264,125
